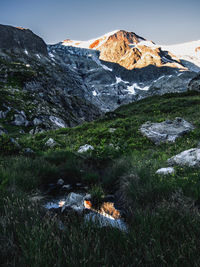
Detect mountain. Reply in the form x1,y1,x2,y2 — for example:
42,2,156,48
49,30,197,112
0,25,199,134
0,24,101,134
162,40,200,72
62,30,185,70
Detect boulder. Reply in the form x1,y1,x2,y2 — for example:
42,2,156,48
156,167,175,175
33,118,42,126
45,138,57,148
78,144,94,153
12,113,29,126
61,192,89,212
140,117,194,145
29,127,44,134
188,73,200,92
57,179,64,185
168,148,200,167
23,148,34,154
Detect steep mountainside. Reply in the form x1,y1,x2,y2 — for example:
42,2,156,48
0,25,101,134
0,24,47,55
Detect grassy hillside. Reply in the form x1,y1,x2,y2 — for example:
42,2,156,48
1,91,200,266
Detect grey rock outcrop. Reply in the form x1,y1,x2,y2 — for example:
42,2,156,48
168,148,200,167
140,117,194,145
12,113,29,126
45,138,57,148
78,144,94,153
188,73,200,92
61,192,89,212
0,24,47,55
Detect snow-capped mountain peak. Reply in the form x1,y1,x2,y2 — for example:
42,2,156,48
62,29,120,49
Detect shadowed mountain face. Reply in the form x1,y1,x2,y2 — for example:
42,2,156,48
0,25,102,133
0,24,48,55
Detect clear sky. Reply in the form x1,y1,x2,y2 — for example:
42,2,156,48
0,0,200,45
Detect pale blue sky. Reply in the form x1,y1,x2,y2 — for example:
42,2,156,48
0,0,200,44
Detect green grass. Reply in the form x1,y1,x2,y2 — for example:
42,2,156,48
1,90,200,266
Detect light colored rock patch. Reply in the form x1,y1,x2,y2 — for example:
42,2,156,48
140,117,194,145
45,138,57,148
168,148,200,167
156,167,175,175
78,144,94,153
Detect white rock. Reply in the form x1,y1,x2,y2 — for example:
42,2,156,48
61,192,85,212
62,184,71,190
33,118,42,126
57,179,64,185
168,148,200,167
156,167,175,175
78,144,94,153
45,138,57,148
140,118,194,145
49,116,66,128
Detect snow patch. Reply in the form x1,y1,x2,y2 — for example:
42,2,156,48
116,77,129,84
127,84,136,94
92,90,97,96
126,83,150,94
102,65,112,72
49,52,55,58
138,40,159,48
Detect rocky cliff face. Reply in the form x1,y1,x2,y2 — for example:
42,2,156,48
0,25,102,134
0,24,48,55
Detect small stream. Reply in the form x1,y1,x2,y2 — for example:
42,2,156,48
43,181,128,232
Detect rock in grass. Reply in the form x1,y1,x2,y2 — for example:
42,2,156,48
140,117,194,145
45,138,57,148
168,148,200,167
61,193,86,212
23,148,34,154
156,167,175,175
12,113,29,126
57,179,64,185
78,144,94,153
